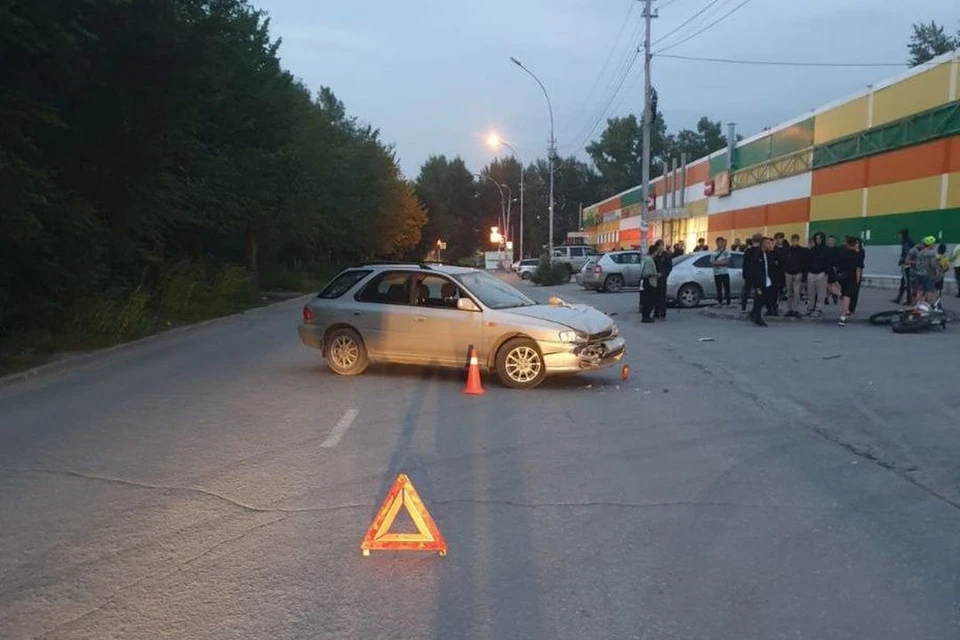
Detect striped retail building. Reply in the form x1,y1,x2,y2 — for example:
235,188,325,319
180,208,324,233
582,50,960,281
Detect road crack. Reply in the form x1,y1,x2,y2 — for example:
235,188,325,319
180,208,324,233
432,498,841,512
0,467,369,514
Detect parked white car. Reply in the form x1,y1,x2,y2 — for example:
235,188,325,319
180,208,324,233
666,251,745,307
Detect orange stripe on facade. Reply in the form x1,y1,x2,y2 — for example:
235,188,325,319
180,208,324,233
812,159,867,195
621,229,641,243
767,197,810,226
812,135,960,196
708,212,734,232
686,161,709,186
867,138,947,187
597,198,621,214
948,136,960,173
733,205,766,229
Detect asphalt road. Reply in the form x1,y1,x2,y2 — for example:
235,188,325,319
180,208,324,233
2,285,959,639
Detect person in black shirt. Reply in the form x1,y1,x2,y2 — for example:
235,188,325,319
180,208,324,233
848,238,866,315
767,232,787,315
836,236,863,326
824,235,840,305
654,240,673,319
740,234,762,312
806,232,829,315
747,237,775,326
892,228,913,304
782,233,810,317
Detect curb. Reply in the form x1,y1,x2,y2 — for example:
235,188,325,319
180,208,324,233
697,308,869,324
0,294,313,388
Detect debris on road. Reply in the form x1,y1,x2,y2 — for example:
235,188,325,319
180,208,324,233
822,355,841,360
698,337,715,342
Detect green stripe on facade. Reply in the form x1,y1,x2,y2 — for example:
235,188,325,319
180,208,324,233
621,188,643,207
812,101,960,170
735,118,815,171
809,208,960,245
709,152,728,177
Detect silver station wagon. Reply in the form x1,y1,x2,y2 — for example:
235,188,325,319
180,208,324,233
298,263,625,389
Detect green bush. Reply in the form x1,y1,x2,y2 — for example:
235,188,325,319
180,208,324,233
158,260,258,323
530,256,571,286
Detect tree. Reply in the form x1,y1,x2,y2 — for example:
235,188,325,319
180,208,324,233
908,21,959,66
414,156,481,262
663,117,728,168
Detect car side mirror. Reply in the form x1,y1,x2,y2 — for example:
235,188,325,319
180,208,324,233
457,297,480,312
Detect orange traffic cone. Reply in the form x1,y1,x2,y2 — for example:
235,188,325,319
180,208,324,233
462,344,485,395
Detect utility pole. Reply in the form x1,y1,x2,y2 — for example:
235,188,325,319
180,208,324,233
640,0,657,254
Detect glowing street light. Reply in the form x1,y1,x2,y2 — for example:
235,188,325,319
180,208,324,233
486,131,524,261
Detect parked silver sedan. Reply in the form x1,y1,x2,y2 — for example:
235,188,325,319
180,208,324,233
298,263,625,389
666,251,745,307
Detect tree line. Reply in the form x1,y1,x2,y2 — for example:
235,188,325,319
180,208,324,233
1,0,425,352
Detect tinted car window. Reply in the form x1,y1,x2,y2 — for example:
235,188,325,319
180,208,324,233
520,259,539,266
693,255,714,268
570,247,584,257
730,253,744,269
318,269,371,299
355,271,412,305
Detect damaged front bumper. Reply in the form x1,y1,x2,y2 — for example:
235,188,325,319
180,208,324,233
541,336,627,373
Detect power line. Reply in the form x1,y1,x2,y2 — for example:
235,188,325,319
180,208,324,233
651,0,725,47
570,49,641,155
566,18,644,154
655,0,684,8
654,0,755,53
656,53,914,67
564,1,637,139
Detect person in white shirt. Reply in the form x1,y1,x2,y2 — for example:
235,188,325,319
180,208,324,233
710,237,731,306
951,243,960,298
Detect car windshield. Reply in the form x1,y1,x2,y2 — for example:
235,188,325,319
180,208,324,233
453,271,536,309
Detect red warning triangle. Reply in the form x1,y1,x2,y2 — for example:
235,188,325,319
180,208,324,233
361,473,447,557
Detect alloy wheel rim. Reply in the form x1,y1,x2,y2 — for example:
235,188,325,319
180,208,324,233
331,335,359,368
505,346,542,383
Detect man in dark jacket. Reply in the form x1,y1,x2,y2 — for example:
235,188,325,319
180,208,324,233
782,233,810,317
654,241,673,319
747,236,775,327
892,228,913,304
806,232,829,315
768,232,787,314
740,233,763,312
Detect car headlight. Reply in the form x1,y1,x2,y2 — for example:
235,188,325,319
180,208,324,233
558,330,587,343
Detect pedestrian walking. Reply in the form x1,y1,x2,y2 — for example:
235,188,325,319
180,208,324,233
892,228,914,304
836,236,862,326
747,237,775,327
935,243,949,296
825,235,840,305
654,240,673,320
950,242,960,297
639,246,659,324
848,238,866,315
806,232,828,315
711,237,732,306
783,233,809,317
768,232,787,315
741,234,762,313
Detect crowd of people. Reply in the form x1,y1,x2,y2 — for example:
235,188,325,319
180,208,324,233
633,228,958,328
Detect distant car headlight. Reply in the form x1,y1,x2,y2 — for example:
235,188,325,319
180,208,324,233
558,330,588,343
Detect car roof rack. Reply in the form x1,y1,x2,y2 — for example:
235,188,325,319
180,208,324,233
352,261,434,270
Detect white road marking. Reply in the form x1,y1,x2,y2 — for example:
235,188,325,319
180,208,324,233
320,408,360,448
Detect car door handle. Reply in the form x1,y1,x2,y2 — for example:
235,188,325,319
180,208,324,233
353,311,362,316
414,316,426,323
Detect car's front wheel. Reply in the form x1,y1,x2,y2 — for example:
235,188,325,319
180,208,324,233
520,271,531,280
495,337,547,389
325,327,368,376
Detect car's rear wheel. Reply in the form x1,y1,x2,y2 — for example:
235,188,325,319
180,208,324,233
676,283,703,308
603,274,624,293
521,271,531,280
495,338,547,389
325,328,368,376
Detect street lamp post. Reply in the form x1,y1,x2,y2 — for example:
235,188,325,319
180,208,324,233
486,133,524,260
510,56,555,262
